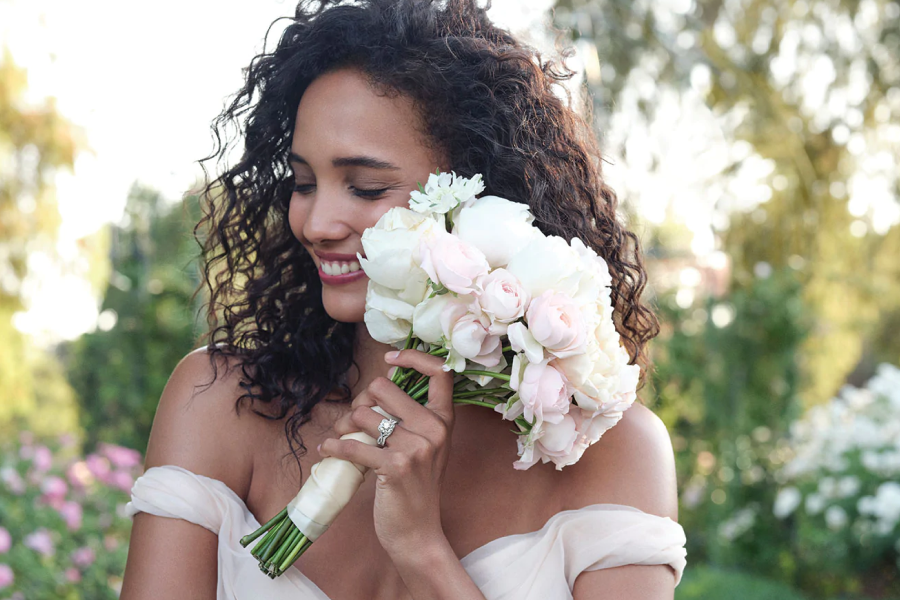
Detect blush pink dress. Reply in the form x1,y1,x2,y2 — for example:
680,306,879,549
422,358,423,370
126,465,687,599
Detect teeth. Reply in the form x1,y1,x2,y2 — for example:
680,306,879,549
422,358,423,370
321,260,361,276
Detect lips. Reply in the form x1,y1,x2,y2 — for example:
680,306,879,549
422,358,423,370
313,250,367,285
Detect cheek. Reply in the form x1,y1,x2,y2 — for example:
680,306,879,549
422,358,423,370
288,197,309,240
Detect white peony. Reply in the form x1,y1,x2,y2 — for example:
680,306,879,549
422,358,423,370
452,195,541,268
358,207,437,303
506,235,583,298
363,283,417,346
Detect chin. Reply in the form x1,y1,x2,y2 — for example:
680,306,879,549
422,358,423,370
321,283,367,323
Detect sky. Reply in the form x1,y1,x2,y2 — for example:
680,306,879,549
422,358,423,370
1,0,558,346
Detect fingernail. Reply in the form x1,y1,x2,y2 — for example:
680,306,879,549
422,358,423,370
385,350,400,361
316,443,322,454
387,366,398,378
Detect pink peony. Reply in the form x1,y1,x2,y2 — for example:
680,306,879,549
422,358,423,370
475,268,530,333
0,564,13,590
85,454,111,483
510,356,572,426
108,470,135,493
0,527,10,553
99,443,142,469
71,546,96,568
24,529,54,557
439,300,503,369
32,446,53,472
525,290,588,358
418,228,490,295
64,567,81,583
58,501,83,531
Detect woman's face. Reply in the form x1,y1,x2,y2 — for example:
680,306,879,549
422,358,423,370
288,67,447,324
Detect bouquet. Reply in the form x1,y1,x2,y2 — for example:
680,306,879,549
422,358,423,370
240,170,640,577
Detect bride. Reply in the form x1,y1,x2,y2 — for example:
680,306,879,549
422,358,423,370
120,0,686,598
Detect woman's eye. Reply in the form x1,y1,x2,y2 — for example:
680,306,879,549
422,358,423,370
351,186,389,199
293,184,315,195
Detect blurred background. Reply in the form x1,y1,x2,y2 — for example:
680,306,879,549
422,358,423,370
1,0,898,598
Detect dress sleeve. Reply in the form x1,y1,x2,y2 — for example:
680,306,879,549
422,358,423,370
568,504,688,587
460,503,687,600
125,465,251,535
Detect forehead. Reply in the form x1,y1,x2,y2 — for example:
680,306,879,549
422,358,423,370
291,67,433,164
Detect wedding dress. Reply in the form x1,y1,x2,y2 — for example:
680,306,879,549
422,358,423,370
126,465,688,599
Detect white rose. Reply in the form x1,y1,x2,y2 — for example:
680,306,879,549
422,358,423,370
411,293,456,344
452,195,540,268
363,283,416,345
358,207,436,299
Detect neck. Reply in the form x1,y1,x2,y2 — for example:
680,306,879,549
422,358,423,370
348,322,395,398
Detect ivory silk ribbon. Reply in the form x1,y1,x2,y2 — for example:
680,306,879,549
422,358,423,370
286,406,398,541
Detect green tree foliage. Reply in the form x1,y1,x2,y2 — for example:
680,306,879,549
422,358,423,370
0,49,85,438
61,185,205,452
553,0,900,406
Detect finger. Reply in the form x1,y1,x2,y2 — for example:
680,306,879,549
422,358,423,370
385,349,455,425
367,376,435,423
347,404,413,448
318,436,383,470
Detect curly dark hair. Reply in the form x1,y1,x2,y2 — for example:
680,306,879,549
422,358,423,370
194,0,659,465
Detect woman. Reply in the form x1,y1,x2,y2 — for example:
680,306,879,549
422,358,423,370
120,0,686,598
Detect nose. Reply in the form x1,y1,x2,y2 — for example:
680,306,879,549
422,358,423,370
293,184,354,246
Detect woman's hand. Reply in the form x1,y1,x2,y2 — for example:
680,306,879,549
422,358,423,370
317,348,455,560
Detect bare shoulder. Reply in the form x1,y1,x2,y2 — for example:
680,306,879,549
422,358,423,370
561,402,679,522
143,346,260,499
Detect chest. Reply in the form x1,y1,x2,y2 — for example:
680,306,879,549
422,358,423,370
245,403,565,599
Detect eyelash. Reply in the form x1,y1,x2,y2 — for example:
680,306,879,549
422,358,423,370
293,184,389,199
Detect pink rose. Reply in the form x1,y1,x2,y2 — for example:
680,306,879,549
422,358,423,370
418,229,489,295
510,355,572,425
0,527,10,554
58,501,83,531
513,412,581,470
439,300,502,370
64,567,81,583
108,470,135,493
72,546,96,568
99,443,142,469
526,290,587,358
475,269,530,333
32,446,53,472
24,529,54,557
0,564,13,590
85,454,111,483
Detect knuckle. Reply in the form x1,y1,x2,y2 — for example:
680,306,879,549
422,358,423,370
368,376,394,396
391,453,412,475
350,405,370,425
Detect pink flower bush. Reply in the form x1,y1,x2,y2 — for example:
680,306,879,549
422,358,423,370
1,434,143,598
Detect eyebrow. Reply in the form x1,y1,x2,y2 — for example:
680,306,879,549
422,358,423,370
288,152,400,170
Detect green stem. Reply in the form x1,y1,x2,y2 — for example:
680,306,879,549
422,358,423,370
251,515,286,558
452,398,502,409
240,507,287,547
277,535,311,574
257,518,292,563
458,370,511,381
267,527,300,570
